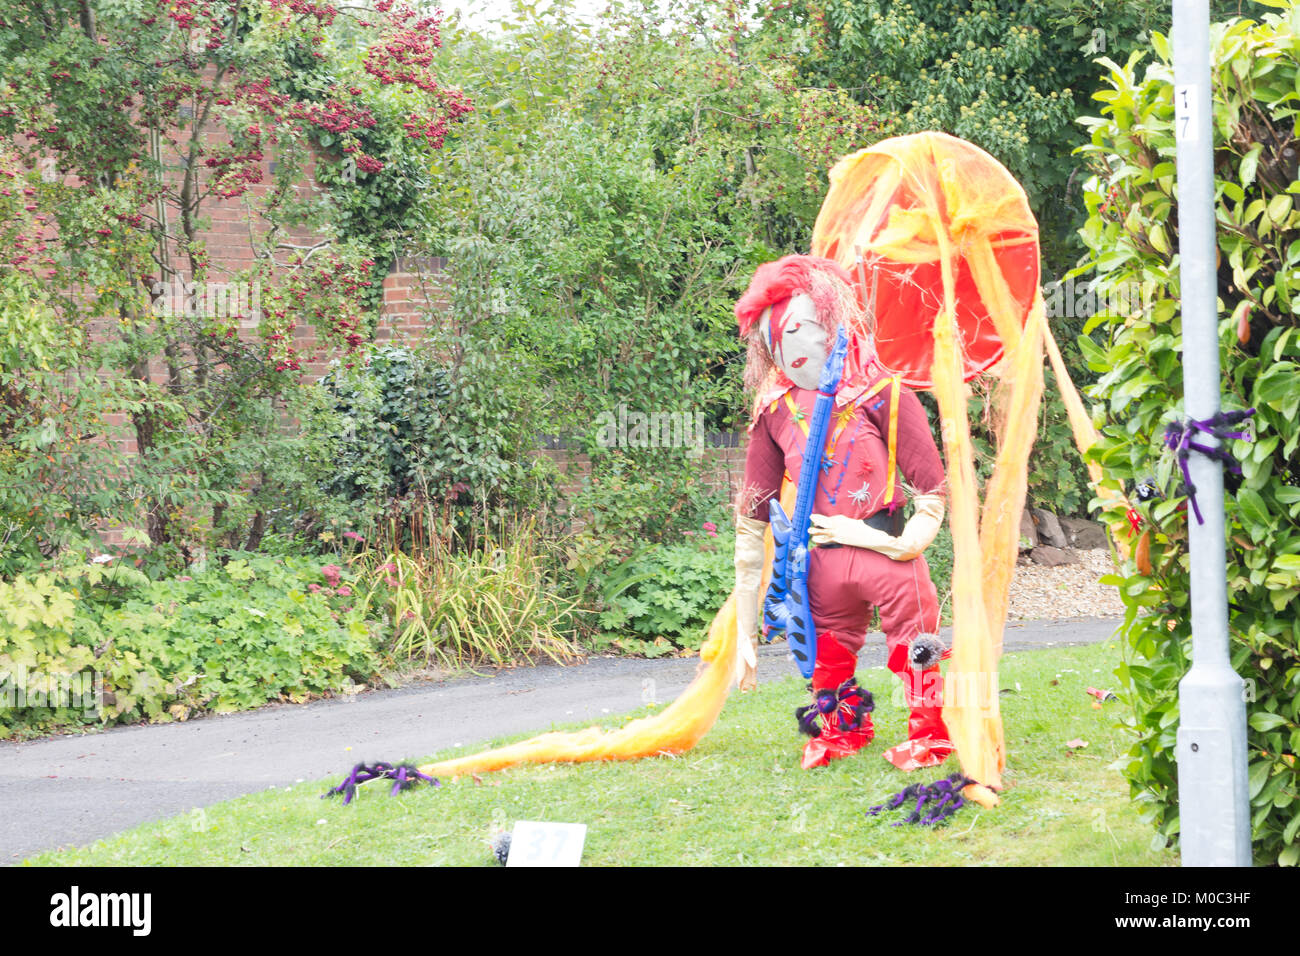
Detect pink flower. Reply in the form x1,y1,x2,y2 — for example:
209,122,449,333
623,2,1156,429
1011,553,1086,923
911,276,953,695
683,530,696,537
177,575,192,581
706,530,718,538
321,564,342,587
343,531,364,541
336,586,352,597
702,521,717,532
308,583,323,593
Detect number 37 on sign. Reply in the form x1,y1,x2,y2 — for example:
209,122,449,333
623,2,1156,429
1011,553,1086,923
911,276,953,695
506,822,588,867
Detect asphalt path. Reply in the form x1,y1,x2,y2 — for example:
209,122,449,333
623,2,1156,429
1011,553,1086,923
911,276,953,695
2,616,1120,863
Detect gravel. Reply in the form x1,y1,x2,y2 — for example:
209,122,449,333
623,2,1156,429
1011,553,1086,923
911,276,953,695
1007,548,1125,621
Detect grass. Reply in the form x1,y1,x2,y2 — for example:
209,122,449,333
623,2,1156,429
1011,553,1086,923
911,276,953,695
25,641,1176,866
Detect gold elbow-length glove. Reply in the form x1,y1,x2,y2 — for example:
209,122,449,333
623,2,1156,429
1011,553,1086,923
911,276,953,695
807,494,946,561
733,515,767,690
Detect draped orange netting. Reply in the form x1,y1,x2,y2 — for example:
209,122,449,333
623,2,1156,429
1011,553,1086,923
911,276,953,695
416,593,740,779
812,130,1085,803
415,479,795,780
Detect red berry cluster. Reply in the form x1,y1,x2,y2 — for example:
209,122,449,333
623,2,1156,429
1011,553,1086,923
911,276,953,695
277,252,378,367
361,2,463,107
400,97,472,147
204,131,265,199
353,153,385,174
1098,184,1122,218
166,0,198,30
173,0,243,54
267,0,338,27
0,164,56,279
298,97,378,135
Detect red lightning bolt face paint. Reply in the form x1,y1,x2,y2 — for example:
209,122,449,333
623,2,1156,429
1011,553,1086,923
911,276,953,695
760,293,827,390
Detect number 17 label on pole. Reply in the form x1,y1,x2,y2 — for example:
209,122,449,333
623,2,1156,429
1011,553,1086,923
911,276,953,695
1175,85,1199,144
506,821,588,867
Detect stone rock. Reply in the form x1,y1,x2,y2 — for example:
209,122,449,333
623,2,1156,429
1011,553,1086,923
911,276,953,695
1031,508,1070,549
1060,516,1108,550
1030,545,1080,567
1018,507,1038,551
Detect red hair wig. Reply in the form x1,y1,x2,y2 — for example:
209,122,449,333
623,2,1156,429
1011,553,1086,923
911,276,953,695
736,254,881,402
734,254,854,337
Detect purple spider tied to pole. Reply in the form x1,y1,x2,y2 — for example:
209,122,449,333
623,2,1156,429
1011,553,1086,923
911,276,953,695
322,761,440,805
1163,409,1256,525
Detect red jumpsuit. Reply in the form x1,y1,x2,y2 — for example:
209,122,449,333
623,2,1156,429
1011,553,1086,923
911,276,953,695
741,375,953,770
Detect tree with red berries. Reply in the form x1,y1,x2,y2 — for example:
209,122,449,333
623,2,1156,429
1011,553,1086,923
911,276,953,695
0,0,470,563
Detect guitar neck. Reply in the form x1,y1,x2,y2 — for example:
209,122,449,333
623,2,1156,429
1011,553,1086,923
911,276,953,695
790,391,836,530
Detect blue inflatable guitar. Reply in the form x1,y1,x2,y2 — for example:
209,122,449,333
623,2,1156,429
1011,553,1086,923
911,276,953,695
762,325,850,679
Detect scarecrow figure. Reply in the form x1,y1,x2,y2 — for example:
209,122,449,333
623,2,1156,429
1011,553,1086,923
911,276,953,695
326,133,1063,812
731,254,953,771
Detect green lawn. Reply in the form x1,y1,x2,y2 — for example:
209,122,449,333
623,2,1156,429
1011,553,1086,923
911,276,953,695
26,640,1176,866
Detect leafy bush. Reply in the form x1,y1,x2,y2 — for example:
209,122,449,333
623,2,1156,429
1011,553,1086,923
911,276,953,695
926,525,956,623
1028,367,1094,516
0,272,122,575
0,553,383,737
561,446,734,644
309,343,558,540
592,522,733,656
567,449,732,547
0,4,471,560
773,0,1184,267
1075,9,1300,864
422,0,891,440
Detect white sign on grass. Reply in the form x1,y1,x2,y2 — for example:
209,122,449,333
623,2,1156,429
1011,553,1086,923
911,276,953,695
505,821,587,867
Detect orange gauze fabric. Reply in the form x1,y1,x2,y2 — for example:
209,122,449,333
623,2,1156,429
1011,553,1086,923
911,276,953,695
812,132,1041,390
812,131,1047,802
418,592,740,779
981,297,1045,656
415,479,797,781
1041,315,1134,559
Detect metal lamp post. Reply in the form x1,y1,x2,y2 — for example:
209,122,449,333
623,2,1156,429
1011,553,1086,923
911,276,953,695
1170,0,1252,867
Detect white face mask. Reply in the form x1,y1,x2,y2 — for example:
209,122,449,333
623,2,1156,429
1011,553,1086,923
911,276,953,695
759,293,828,390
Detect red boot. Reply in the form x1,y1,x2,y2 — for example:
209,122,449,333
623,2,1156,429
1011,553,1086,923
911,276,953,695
883,635,954,771
798,677,875,770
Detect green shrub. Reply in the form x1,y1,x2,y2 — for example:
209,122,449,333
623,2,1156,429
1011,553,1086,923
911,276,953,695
926,524,956,623
0,553,383,737
1075,10,1300,865
0,273,131,576
772,0,1179,269
308,343,559,543
592,522,733,656
567,448,732,547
